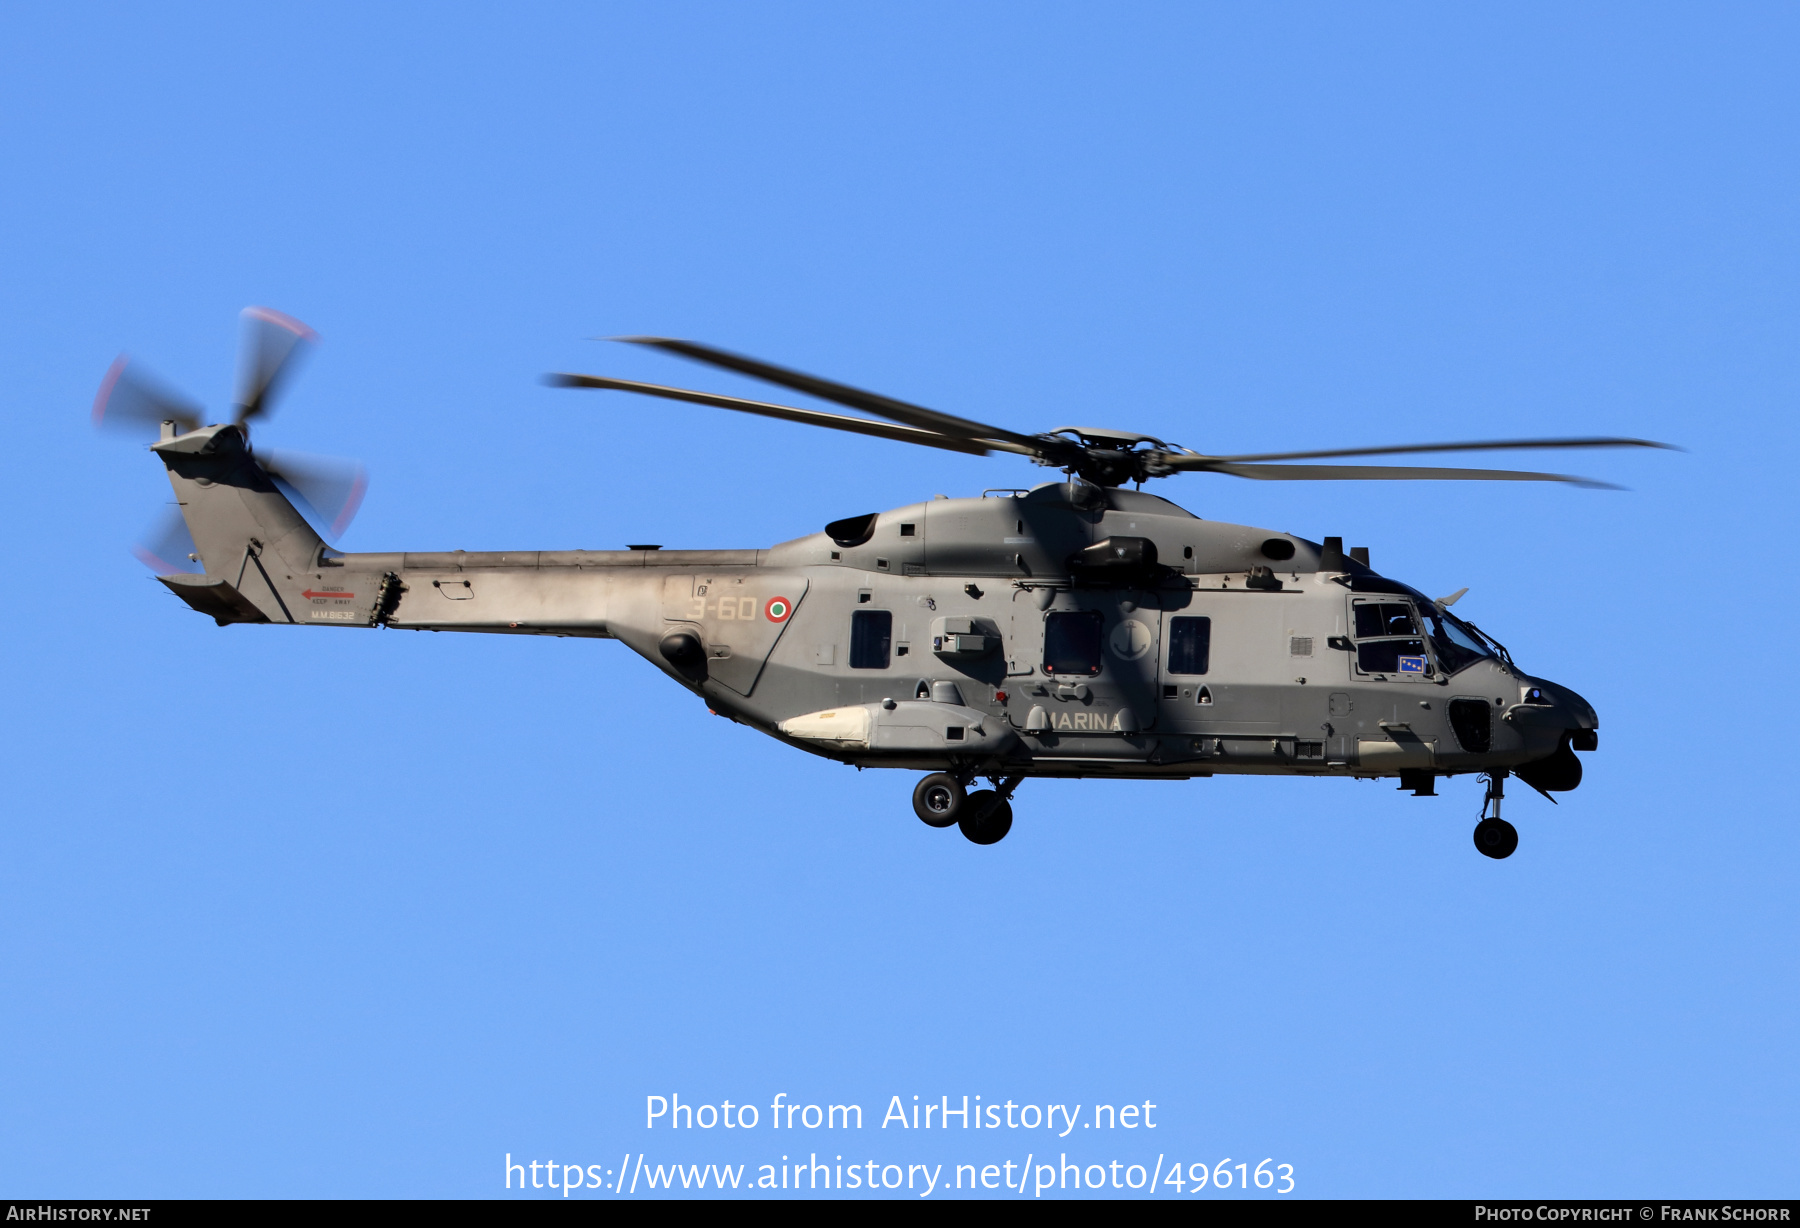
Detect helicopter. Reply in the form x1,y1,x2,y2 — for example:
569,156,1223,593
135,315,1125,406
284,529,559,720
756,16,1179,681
96,309,1673,858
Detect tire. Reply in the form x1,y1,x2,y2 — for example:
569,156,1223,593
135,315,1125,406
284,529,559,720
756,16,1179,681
912,773,964,827
958,791,1014,845
1474,817,1519,860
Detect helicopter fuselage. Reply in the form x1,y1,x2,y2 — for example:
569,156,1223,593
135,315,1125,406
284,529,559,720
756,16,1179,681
150,428,1595,793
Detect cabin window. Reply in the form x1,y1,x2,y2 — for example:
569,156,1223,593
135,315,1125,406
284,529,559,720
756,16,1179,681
849,610,892,669
1042,611,1103,676
1167,616,1212,675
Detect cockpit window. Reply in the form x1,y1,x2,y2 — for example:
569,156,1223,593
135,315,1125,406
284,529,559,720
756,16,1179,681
1352,600,1432,677
1417,605,1492,675
1358,638,1430,674
1354,603,1417,638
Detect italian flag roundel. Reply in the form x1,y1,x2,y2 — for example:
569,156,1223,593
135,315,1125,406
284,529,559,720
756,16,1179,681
765,596,793,622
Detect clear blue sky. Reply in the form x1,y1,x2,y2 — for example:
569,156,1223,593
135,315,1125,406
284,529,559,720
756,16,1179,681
2,3,1794,1199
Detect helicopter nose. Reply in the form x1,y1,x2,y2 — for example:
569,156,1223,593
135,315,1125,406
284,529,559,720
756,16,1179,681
1520,679,1596,737
1511,678,1597,794
1558,684,1599,753
1529,679,1598,735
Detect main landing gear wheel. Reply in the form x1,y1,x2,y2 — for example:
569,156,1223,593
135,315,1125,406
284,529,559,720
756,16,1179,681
1474,817,1518,860
958,791,1013,845
912,773,965,828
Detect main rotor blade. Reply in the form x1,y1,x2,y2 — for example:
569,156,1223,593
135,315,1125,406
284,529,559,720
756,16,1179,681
615,336,1049,454
548,373,1003,457
258,447,368,538
1194,461,1620,488
92,356,203,438
1208,436,1679,464
233,306,317,427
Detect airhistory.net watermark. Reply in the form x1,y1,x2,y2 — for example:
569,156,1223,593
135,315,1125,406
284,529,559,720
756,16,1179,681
644,1092,1159,1135
504,1152,1295,1196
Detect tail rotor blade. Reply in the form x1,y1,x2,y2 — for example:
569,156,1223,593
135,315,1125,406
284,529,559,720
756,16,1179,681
233,307,317,427
92,356,204,438
131,508,199,573
258,448,368,539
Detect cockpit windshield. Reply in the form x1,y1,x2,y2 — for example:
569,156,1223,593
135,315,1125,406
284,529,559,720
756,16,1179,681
1417,605,1493,674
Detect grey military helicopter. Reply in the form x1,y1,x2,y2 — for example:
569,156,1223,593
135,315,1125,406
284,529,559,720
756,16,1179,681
97,309,1672,858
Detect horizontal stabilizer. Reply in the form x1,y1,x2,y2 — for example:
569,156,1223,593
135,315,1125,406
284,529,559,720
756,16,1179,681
157,574,270,625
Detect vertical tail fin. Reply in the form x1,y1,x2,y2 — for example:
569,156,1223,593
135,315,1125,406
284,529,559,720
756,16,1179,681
150,423,324,623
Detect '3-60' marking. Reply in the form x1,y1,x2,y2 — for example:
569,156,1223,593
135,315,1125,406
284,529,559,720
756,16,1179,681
688,596,792,623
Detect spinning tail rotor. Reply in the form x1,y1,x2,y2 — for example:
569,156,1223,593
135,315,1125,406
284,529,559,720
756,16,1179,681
94,307,368,569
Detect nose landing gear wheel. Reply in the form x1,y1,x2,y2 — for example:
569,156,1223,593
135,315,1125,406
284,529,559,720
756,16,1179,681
958,790,1013,845
1474,817,1518,859
912,773,965,828
1471,770,1518,859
